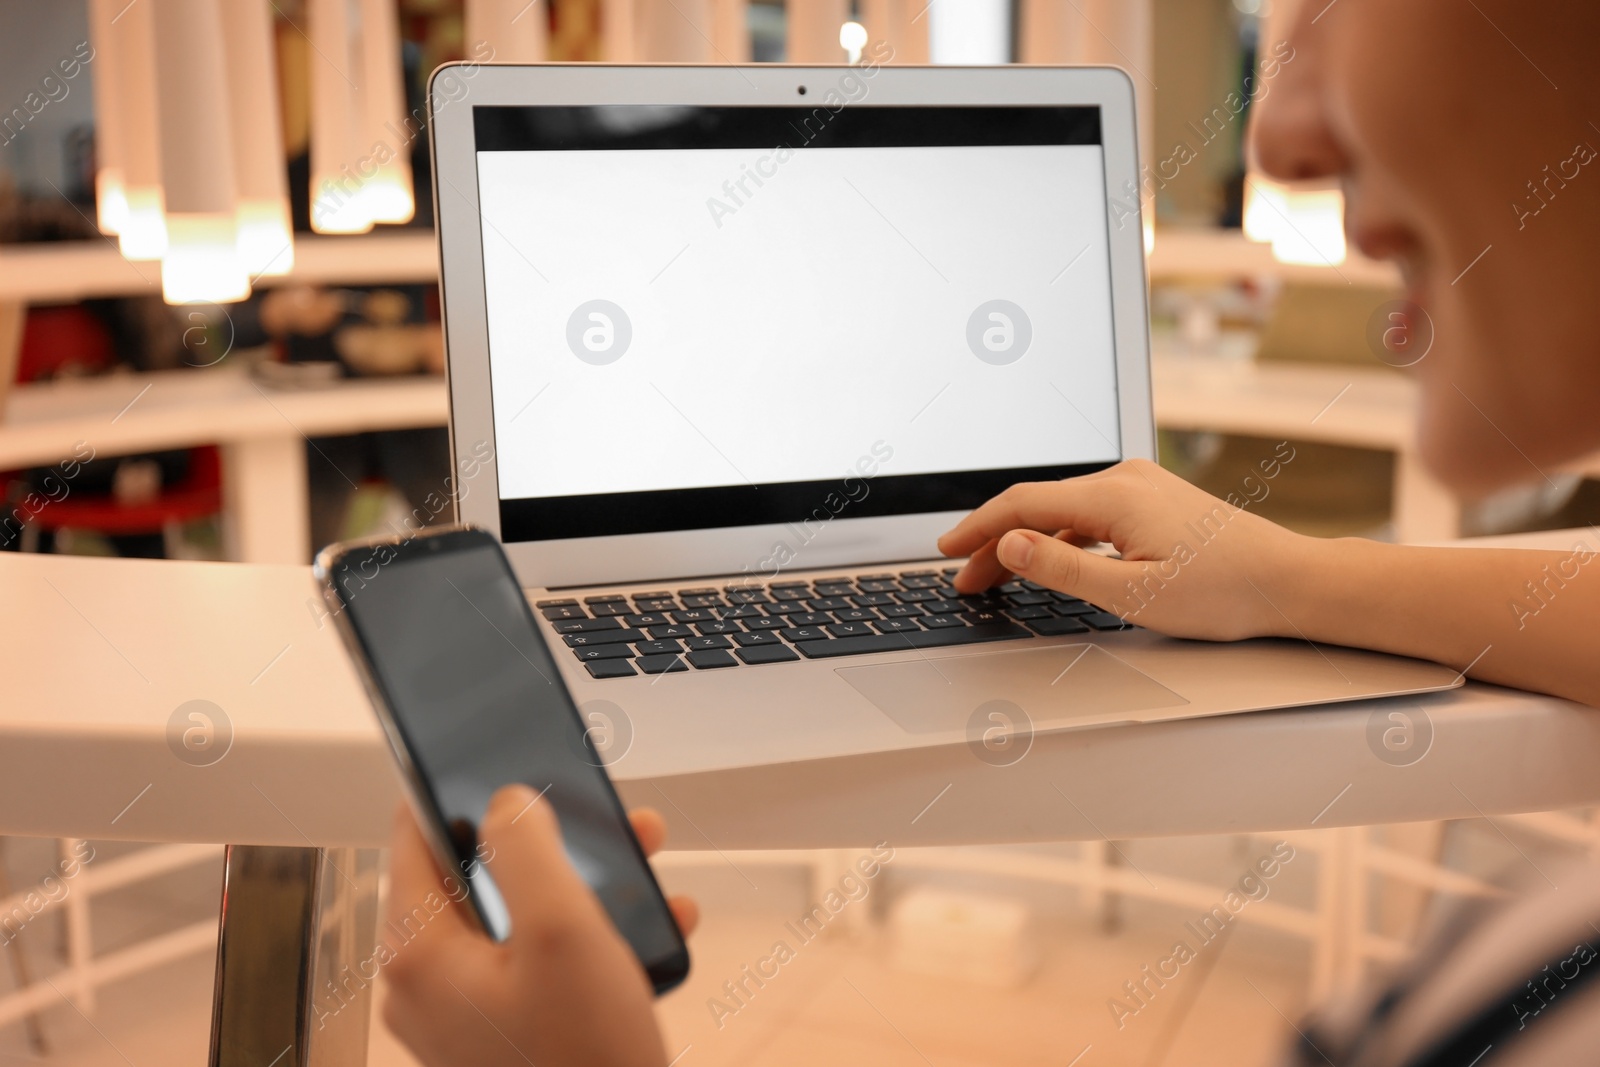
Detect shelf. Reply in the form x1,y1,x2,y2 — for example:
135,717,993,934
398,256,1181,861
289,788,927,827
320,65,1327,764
0,232,438,303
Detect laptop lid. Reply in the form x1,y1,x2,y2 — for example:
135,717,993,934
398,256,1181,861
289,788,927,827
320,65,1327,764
430,63,1153,589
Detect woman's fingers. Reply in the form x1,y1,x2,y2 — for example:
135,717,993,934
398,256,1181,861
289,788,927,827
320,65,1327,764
386,805,475,940
938,480,1120,559
629,808,667,856
478,786,605,941
668,895,700,938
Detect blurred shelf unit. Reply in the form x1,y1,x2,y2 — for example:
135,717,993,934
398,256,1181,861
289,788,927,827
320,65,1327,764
0,233,439,303
1148,227,1400,289
0,228,1394,305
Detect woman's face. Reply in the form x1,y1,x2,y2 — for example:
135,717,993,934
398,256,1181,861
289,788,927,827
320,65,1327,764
1251,0,1600,493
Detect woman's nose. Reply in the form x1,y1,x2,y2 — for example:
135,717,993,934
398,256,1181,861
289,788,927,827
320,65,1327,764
1249,27,1349,183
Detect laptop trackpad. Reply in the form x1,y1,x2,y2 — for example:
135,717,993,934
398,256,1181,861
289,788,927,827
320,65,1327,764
836,644,1189,735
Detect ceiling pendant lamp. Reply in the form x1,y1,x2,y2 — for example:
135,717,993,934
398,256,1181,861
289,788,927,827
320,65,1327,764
308,0,371,234
150,0,249,303
86,0,128,236
352,0,416,224
221,0,294,276
109,0,168,260
465,0,548,63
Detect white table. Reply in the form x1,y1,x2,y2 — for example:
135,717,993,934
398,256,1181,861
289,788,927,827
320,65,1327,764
4,530,1598,1062
0,365,447,564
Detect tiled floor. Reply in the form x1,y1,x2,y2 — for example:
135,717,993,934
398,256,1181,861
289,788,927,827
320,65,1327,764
0,842,1315,1067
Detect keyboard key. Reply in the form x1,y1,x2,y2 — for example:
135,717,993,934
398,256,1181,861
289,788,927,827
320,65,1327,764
921,599,964,615
858,573,895,581
902,569,937,577
941,567,962,575
1006,592,1053,606
745,616,788,630
625,612,671,628
807,597,852,612
684,635,733,651
857,579,900,593
733,631,782,646
635,639,683,655
634,591,671,600
900,575,943,589
1083,612,1133,631
998,581,1027,595
564,629,646,648
536,598,578,607
720,605,765,620
852,593,896,607
780,626,831,642
788,612,832,626
541,605,589,621
671,609,715,624
727,590,771,605
833,607,879,623
647,624,694,640
879,604,923,618
585,659,637,679
827,622,876,638
682,594,727,609
874,618,923,634
696,620,744,635
687,649,738,670
770,586,811,601
736,643,801,665
1053,601,1099,617
1007,605,1055,621
960,610,1009,626
765,601,812,616
813,584,856,598
895,589,937,603
591,602,633,617
796,621,1030,659
633,598,679,612
553,617,623,634
920,613,967,629
637,653,689,674
572,644,634,661
583,593,627,604
1027,616,1091,636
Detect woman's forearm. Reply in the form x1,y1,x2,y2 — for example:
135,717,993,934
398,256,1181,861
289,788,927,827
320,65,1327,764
1273,536,1600,707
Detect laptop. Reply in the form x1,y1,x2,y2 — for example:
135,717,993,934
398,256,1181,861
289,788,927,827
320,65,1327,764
426,62,1461,778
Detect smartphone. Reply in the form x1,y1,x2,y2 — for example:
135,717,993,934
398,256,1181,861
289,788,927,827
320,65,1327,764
315,524,691,993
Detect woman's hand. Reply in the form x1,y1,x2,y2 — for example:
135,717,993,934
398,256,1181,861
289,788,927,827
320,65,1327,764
381,787,698,1067
937,459,1311,642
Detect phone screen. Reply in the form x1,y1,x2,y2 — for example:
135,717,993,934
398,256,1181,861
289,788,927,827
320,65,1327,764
326,528,688,991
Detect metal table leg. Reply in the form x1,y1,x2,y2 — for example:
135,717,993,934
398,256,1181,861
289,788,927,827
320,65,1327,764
209,845,380,1067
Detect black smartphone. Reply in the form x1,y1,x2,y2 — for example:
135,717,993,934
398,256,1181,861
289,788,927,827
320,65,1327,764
315,524,690,993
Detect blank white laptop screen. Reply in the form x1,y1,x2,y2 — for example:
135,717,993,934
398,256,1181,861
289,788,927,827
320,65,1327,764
471,105,1122,542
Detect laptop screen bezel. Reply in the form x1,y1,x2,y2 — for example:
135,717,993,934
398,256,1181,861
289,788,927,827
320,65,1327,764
430,64,1154,590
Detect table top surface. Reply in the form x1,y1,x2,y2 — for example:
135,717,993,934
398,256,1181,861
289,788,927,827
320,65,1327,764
2,530,1596,850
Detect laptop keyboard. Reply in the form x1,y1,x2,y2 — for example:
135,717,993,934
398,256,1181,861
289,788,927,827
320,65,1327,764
538,567,1136,679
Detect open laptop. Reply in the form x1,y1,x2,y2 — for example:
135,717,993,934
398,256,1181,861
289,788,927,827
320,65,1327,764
427,63,1461,777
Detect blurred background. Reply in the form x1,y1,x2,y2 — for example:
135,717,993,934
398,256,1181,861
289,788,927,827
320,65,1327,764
2,1,1597,1065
